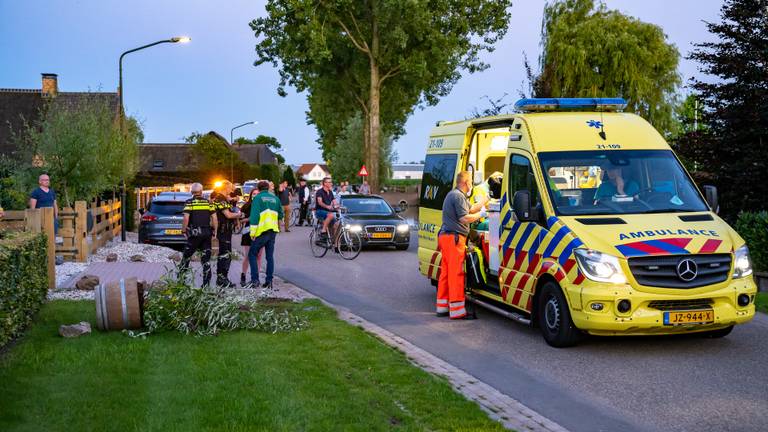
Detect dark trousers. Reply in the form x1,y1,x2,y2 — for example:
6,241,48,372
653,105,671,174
180,235,212,286
216,232,232,287
299,202,309,225
248,230,276,285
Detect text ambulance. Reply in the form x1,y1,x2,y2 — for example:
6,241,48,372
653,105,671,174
418,98,756,347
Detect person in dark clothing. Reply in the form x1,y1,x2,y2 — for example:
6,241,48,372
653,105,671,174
180,183,217,287
29,173,59,233
278,181,292,232
211,181,242,288
296,179,310,226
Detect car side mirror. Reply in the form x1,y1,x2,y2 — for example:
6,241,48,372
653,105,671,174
703,185,718,213
138,208,145,215
513,190,532,221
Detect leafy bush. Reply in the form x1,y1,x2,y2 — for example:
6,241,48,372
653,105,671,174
140,270,307,337
735,211,768,272
0,231,48,348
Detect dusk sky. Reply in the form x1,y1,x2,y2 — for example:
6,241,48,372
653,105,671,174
0,0,722,165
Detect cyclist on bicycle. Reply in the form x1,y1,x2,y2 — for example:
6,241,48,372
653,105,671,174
315,177,340,240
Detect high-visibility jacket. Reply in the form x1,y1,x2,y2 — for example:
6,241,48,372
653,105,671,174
249,191,284,238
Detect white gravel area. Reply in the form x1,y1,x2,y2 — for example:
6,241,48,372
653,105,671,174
55,262,89,287
88,232,177,264
48,289,94,301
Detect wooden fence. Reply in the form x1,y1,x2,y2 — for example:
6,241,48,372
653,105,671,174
0,198,122,276
0,208,56,290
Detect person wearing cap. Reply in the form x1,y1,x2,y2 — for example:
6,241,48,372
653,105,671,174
181,183,217,287
436,170,488,320
248,180,284,289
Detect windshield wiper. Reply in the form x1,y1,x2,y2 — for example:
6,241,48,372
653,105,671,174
640,208,699,214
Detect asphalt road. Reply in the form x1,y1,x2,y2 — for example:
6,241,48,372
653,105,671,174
262,228,768,432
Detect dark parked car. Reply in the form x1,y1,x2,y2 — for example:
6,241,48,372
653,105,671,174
339,194,410,250
138,193,192,247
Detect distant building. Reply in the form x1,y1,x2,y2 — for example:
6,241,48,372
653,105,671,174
296,163,331,181
391,163,424,180
0,73,119,157
138,131,278,180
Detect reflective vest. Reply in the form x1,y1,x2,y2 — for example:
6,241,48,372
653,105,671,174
249,191,283,238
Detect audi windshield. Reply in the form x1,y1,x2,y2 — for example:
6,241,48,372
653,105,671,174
538,150,708,216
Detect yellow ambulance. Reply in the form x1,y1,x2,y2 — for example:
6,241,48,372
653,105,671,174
418,98,756,347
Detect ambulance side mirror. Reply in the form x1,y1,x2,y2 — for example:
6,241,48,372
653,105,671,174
513,190,533,222
703,185,719,213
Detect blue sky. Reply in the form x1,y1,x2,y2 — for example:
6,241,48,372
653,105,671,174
0,0,722,165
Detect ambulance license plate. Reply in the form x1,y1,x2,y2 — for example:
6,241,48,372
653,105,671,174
663,310,714,325
371,233,392,239
165,229,183,235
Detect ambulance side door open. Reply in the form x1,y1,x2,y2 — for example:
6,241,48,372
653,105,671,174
498,143,549,313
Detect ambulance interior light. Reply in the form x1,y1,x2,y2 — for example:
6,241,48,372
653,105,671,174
514,98,627,112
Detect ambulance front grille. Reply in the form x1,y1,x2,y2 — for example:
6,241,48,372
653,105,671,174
628,254,731,289
647,298,714,311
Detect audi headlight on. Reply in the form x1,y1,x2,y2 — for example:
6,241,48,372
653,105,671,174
349,225,363,233
732,245,753,278
574,248,627,284
397,224,409,233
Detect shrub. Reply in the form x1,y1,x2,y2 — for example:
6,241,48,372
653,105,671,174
0,231,48,348
735,211,768,273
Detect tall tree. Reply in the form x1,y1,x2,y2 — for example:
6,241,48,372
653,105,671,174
676,0,768,219
251,0,512,191
533,0,681,135
327,114,396,185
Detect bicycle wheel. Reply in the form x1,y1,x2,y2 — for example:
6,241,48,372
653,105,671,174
289,208,300,227
309,227,329,258
337,229,362,260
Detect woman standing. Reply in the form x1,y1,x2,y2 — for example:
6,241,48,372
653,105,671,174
239,189,263,286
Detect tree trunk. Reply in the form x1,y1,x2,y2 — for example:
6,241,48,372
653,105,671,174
367,8,381,192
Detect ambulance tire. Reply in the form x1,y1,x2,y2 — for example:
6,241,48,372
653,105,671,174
700,325,733,338
538,282,581,348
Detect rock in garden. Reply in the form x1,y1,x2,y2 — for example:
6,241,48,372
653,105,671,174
129,254,145,262
75,274,99,291
106,253,118,262
170,252,182,262
59,321,92,338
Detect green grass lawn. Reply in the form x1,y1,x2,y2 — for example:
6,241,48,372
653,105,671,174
0,300,505,432
756,292,767,314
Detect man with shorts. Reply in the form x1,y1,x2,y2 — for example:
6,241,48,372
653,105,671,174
315,177,338,240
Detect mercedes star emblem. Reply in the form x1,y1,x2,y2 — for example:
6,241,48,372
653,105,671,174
676,258,698,282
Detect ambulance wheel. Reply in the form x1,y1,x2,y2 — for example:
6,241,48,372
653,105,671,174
537,281,581,348
700,325,733,338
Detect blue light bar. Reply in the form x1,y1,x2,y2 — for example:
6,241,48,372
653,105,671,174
514,98,627,112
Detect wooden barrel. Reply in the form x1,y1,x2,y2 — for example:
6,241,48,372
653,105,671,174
94,277,144,330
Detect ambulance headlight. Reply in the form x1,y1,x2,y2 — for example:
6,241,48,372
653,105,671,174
732,245,753,278
349,225,363,233
574,249,627,284
397,224,409,233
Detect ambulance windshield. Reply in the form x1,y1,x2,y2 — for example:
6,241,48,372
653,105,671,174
538,150,708,216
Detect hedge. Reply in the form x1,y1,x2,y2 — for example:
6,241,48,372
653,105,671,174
0,230,49,348
735,211,768,273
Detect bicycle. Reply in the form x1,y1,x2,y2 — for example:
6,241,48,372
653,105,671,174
290,204,314,227
309,207,362,260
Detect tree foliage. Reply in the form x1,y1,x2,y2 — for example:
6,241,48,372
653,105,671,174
281,165,296,187
327,114,395,185
235,134,282,149
14,95,141,207
675,0,768,220
532,0,681,135
251,0,513,190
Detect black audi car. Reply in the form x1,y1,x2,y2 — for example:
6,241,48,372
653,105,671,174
138,192,192,247
339,194,410,250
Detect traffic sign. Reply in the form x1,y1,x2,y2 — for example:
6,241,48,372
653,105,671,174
358,165,369,177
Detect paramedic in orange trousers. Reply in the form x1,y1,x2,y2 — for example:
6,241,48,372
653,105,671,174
437,171,488,320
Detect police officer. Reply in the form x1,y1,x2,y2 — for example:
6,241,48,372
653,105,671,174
180,183,217,287
211,180,242,288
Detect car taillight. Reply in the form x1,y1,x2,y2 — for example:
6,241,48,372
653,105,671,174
141,214,157,222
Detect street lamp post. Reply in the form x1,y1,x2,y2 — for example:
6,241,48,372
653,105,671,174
230,121,257,182
118,36,190,241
